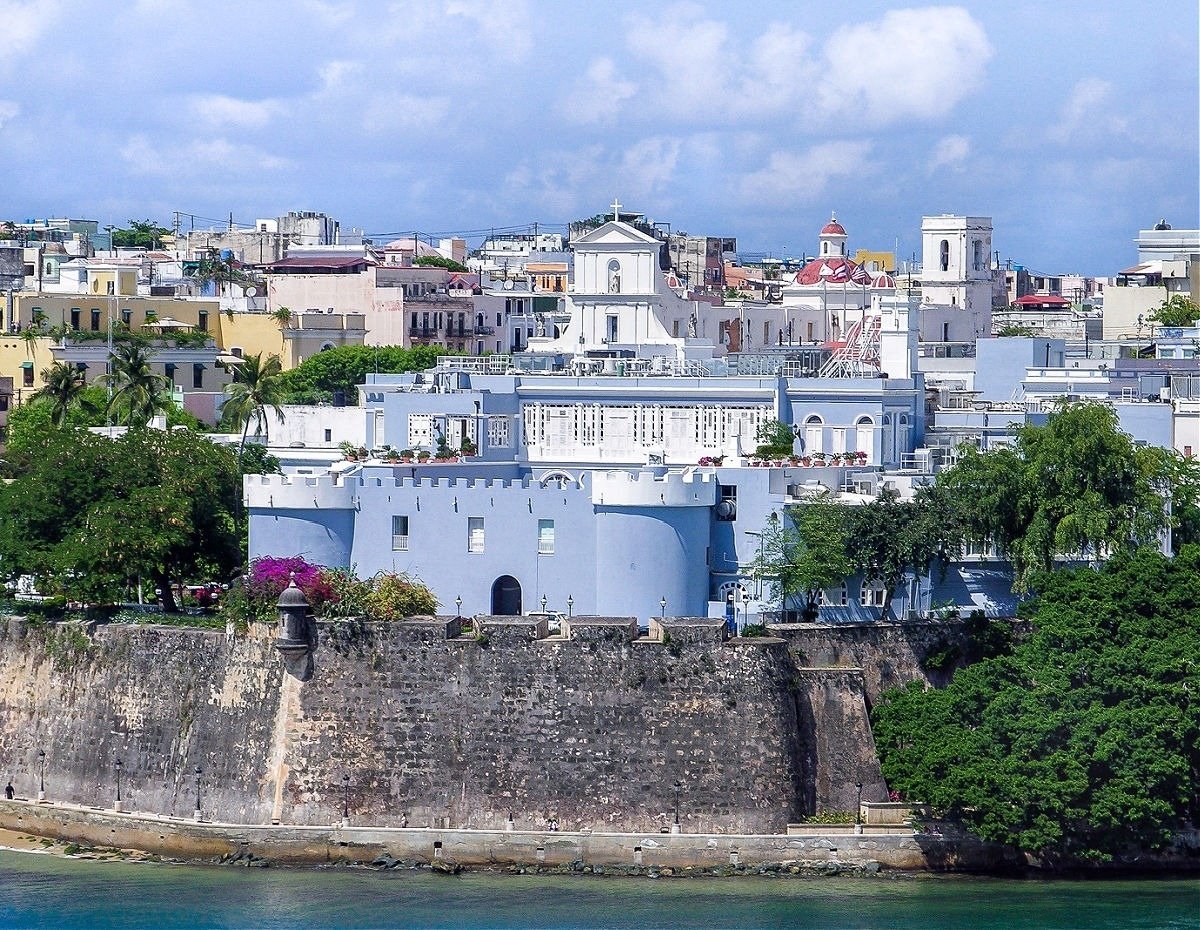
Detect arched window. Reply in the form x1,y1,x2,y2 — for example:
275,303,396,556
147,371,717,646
973,239,984,272
939,239,950,272
607,259,621,294
860,578,888,607
820,582,848,607
803,414,823,454
855,415,874,463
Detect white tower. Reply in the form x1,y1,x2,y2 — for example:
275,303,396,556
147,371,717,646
817,213,848,258
919,215,994,342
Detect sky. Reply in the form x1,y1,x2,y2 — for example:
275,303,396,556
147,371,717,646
0,0,1196,275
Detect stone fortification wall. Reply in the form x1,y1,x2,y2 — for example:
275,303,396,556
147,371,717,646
0,616,804,834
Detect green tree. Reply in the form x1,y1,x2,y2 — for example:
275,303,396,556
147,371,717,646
1148,294,1200,328
110,219,171,250
277,344,450,404
221,352,286,459
0,428,240,610
934,402,1197,589
100,341,172,427
872,547,1200,864
4,386,108,461
35,362,87,428
754,418,795,459
413,255,469,272
749,502,852,620
843,490,947,619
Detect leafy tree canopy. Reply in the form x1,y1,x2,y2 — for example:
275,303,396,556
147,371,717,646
0,427,241,608
749,501,852,620
934,401,1200,589
110,219,170,250
754,418,795,459
1148,294,1200,328
413,255,469,272
277,344,456,404
872,547,1200,864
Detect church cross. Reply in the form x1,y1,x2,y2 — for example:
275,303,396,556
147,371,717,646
610,198,622,222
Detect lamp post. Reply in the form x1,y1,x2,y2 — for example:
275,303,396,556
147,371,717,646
541,594,548,613
37,749,45,802
455,595,462,619
193,766,202,821
114,758,123,810
566,595,573,618
342,773,350,824
660,596,667,619
672,780,682,832
855,781,863,830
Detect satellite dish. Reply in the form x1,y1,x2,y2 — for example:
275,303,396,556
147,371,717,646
245,286,258,297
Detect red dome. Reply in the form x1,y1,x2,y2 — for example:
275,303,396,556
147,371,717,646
820,220,847,236
872,272,897,289
791,257,871,286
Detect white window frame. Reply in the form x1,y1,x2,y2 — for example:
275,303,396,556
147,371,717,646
537,519,555,555
467,516,485,553
860,578,888,607
391,515,409,551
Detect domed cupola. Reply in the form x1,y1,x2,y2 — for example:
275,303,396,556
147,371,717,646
818,212,847,258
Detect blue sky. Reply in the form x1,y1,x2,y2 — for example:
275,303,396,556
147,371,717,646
1,0,1196,274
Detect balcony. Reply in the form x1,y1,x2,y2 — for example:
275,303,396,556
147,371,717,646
408,327,436,339
473,325,495,335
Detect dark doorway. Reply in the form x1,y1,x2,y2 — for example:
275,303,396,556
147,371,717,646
491,575,522,615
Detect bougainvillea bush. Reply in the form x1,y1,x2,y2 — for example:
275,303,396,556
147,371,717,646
221,557,438,629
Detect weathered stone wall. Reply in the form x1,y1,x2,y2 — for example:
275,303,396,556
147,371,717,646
0,615,958,834
0,617,805,833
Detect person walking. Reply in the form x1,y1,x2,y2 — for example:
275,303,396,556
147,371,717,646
4,781,14,800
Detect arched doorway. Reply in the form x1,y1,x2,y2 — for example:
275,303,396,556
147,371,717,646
491,575,522,615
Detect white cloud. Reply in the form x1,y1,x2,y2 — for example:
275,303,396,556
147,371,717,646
740,25,818,113
625,4,730,119
191,94,279,128
738,141,873,207
361,94,452,135
929,134,970,172
0,0,63,67
1049,78,1127,143
561,57,637,125
819,7,992,122
0,100,19,129
121,134,290,175
444,0,533,61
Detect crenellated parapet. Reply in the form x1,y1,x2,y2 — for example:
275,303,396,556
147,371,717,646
590,469,717,507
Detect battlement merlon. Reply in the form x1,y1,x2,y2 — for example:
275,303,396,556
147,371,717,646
243,473,358,511
590,469,718,508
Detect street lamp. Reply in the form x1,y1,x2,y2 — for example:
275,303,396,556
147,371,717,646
342,773,350,822
194,766,202,816
660,596,667,619
455,595,462,619
37,749,45,801
541,594,548,613
566,594,573,618
114,758,123,806
855,781,863,826
673,780,682,827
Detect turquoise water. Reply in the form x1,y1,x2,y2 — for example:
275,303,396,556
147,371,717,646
0,851,1196,930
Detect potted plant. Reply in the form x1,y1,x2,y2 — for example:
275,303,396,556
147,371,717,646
855,451,868,464
812,451,827,466
800,455,812,466
339,440,358,461
459,437,477,457
416,450,431,463
400,448,414,463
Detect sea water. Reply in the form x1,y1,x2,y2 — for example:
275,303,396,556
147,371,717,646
0,851,1195,930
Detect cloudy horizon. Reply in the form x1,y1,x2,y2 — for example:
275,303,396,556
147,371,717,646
1,0,1196,274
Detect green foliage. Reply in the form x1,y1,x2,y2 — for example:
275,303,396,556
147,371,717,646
413,255,469,272
237,443,281,476
754,418,795,459
364,572,439,620
99,341,173,427
749,503,852,620
221,352,286,456
872,547,1200,864
277,345,453,405
996,324,1036,337
0,428,241,608
36,623,93,672
5,387,108,459
934,401,1199,590
797,810,857,824
110,220,170,250
1148,294,1200,328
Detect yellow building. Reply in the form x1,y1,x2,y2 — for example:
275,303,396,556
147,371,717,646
852,249,896,275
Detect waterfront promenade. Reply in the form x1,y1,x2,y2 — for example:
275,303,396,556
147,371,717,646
0,798,1004,873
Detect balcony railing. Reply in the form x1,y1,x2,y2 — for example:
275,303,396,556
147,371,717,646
474,325,495,335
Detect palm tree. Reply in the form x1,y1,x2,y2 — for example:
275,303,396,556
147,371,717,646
100,341,172,428
19,327,41,360
36,362,86,428
223,352,287,459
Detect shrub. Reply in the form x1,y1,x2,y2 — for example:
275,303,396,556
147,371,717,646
364,572,438,621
